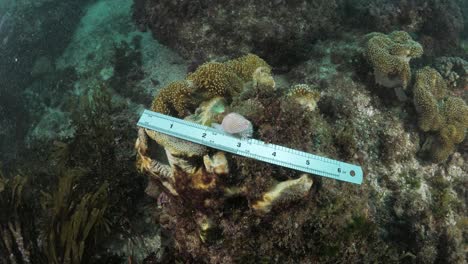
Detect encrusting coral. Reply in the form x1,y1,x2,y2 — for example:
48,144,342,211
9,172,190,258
187,62,244,98
364,31,423,89
226,53,271,82
150,80,194,117
413,66,468,162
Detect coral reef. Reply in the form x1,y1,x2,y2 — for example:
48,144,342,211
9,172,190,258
413,67,468,162
434,56,468,89
320,72,466,264
134,0,466,64
344,0,465,56
133,0,340,65
137,52,466,262
187,62,244,98
363,31,423,88
143,48,466,261
136,54,344,261
2,0,467,262
150,80,194,117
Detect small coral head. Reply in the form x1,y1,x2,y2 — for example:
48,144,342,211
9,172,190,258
221,113,253,137
253,66,276,89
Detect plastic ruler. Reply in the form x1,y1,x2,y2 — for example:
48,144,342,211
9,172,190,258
137,110,363,184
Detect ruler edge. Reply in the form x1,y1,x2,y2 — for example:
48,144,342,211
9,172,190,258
137,109,363,185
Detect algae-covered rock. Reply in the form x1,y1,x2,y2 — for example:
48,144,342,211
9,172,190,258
133,0,340,65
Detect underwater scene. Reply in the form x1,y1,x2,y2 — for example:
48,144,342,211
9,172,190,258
0,0,467,263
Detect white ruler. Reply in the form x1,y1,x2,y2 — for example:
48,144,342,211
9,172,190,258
137,110,363,184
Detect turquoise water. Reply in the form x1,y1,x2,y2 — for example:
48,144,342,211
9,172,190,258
0,0,467,263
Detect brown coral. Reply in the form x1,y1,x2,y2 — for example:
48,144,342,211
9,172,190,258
364,31,423,88
413,67,468,162
151,80,194,117
413,67,447,132
432,97,468,162
187,62,244,98
226,53,271,82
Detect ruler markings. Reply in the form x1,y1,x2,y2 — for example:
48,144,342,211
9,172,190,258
138,110,362,184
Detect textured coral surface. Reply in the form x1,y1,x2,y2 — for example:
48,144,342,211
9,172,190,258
364,31,423,88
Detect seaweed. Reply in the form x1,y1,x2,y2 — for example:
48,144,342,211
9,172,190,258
40,171,110,264
0,168,43,264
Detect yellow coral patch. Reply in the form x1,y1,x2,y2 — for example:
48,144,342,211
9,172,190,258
364,31,423,88
413,67,468,162
203,151,229,175
413,67,447,132
187,62,244,97
151,80,193,117
226,53,271,82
